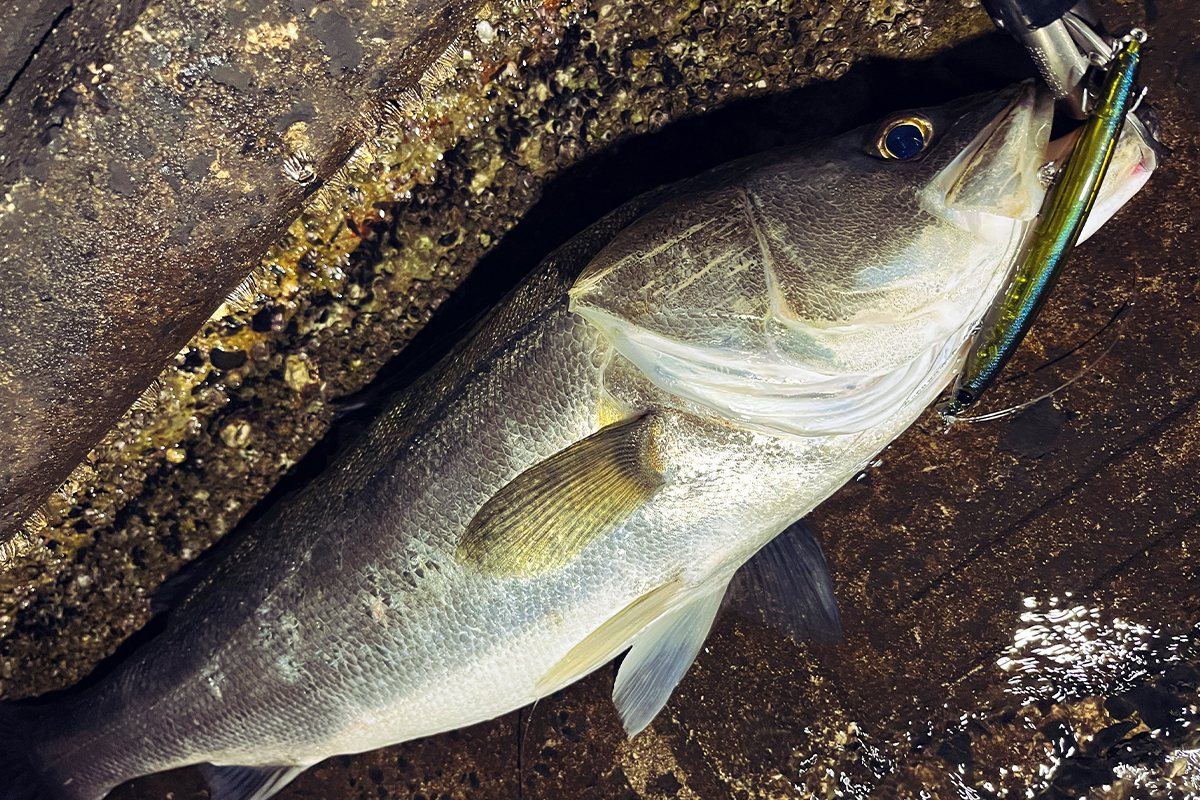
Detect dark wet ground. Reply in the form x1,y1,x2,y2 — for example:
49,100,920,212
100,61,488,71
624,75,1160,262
5,0,1200,797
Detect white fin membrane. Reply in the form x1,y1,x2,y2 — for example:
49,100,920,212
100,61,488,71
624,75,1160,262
612,583,728,737
200,764,308,800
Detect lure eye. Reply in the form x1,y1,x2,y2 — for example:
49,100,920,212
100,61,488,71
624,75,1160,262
868,114,935,160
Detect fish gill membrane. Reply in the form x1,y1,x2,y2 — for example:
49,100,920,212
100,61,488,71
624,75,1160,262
0,83,1157,800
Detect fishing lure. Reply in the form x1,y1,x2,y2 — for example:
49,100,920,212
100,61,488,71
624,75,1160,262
938,30,1146,417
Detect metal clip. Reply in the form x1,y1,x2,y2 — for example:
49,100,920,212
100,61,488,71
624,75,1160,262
982,0,1117,119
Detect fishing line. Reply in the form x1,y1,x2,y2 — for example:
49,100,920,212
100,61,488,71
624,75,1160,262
1128,86,1148,115
944,298,1133,425
1025,297,1132,377
517,697,540,799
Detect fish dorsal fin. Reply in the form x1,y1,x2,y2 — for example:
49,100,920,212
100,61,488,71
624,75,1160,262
612,582,727,737
199,764,308,800
536,579,682,694
456,414,664,577
725,520,842,644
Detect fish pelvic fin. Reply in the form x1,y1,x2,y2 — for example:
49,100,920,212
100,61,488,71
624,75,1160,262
536,579,683,694
199,764,308,800
612,581,728,737
535,576,730,738
455,414,664,577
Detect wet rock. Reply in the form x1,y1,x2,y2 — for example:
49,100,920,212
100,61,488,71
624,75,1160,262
2,0,1199,798
0,0,487,550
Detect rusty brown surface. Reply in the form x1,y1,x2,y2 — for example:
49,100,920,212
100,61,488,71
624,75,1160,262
0,0,485,547
1,0,1198,797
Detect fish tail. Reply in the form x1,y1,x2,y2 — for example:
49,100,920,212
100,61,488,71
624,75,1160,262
0,702,58,800
0,700,105,800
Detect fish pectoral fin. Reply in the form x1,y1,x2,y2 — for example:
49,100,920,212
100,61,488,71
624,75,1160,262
536,579,683,694
456,414,664,577
724,519,842,644
612,582,727,737
199,764,308,800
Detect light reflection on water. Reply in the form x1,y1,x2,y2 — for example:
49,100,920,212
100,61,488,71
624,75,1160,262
997,594,1189,705
1112,747,1200,797
995,597,1199,798
790,595,1198,799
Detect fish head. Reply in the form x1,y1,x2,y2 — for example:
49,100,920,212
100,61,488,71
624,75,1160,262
570,83,1157,438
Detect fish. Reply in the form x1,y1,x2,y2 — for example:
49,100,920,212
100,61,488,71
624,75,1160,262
0,81,1158,800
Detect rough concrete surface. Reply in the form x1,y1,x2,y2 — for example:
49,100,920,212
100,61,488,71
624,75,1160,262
1,0,1198,797
0,0,485,548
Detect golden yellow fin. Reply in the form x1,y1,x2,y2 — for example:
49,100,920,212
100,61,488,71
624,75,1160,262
536,579,682,694
455,414,664,577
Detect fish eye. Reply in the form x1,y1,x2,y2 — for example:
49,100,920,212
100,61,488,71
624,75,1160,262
868,114,935,160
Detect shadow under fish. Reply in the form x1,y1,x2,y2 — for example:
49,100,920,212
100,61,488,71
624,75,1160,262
0,79,1158,800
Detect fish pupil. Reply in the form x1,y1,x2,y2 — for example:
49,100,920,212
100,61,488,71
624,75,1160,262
885,123,925,159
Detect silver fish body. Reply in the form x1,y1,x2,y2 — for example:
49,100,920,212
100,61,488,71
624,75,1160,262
1,83,1157,800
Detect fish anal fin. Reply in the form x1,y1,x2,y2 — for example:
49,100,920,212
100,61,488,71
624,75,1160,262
536,579,682,694
199,764,308,800
612,582,727,737
456,414,664,577
725,519,842,644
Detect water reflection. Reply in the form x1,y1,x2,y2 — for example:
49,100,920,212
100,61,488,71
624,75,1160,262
788,596,1198,799
998,595,1189,705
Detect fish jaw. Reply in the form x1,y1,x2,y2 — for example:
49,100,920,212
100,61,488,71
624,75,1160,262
920,83,1054,243
922,82,1160,268
1076,110,1160,244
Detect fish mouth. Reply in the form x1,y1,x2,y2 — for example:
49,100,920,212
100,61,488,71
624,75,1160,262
1071,107,1161,243
921,83,1055,241
925,82,1160,243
